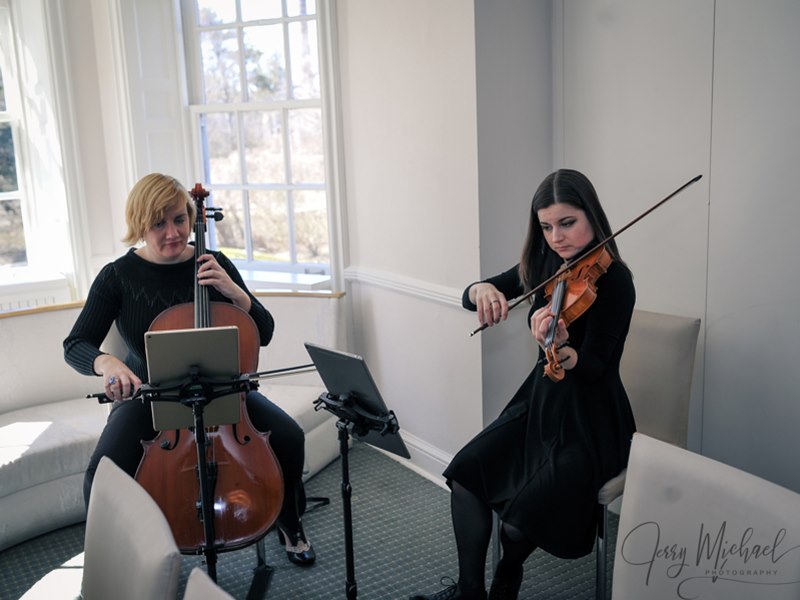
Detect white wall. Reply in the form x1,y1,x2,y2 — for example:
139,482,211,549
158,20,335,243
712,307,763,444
555,0,714,449
336,0,484,477
703,1,800,489
474,0,552,425
556,0,800,493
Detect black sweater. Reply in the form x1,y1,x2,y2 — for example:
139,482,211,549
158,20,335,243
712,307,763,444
64,248,274,382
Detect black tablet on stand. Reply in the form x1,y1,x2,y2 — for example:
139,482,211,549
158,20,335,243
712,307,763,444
304,342,410,599
144,326,242,430
305,341,410,459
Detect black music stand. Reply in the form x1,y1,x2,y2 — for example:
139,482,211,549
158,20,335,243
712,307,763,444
142,379,276,600
305,343,411,600
141,371,252,582
142,327,272,600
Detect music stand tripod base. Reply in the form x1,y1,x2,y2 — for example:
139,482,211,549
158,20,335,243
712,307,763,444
304,342,411,600
314,391,409,600
142,373,274,600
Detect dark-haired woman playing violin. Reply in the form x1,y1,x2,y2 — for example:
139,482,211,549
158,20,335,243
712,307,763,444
412,169,636,600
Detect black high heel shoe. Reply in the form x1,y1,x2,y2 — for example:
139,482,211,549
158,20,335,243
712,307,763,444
277,520,316,566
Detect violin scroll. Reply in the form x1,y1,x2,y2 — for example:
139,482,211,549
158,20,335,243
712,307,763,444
544,344,566,382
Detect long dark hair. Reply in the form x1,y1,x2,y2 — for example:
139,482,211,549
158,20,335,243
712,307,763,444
519,169,625,292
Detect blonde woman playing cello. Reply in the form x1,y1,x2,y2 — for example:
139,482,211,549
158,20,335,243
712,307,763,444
64,173,315,566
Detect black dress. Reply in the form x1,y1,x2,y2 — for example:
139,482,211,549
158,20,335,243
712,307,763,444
444,261,636,559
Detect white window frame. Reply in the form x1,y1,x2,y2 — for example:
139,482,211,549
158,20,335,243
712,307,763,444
179,0,345,292
0,1,26,267
0,0,75,310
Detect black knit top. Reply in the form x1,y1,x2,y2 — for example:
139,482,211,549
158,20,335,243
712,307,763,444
63,248,274,382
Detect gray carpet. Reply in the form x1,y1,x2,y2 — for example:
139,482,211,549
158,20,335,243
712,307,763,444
0,442,616,599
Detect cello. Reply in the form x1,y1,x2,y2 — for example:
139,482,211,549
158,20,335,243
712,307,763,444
134,184,284,577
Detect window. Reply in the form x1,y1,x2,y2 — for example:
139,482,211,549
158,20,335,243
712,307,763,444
0,1,75,310
181,0,333,284
0,3,25,268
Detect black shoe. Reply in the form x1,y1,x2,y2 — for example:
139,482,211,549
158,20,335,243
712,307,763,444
410,578,487,600
277,520,316,566
488,560,523,600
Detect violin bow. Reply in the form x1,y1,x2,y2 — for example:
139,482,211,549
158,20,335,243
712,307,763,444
469,173,703,336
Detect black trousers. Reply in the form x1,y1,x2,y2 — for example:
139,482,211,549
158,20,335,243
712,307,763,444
84,390,307,530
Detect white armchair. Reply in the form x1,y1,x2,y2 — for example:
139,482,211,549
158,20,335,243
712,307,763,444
81,456,182,599
595,309,701,599
182,567,235,600
612,433,800,599
20,456,181,600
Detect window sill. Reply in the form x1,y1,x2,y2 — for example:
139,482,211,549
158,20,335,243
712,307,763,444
0,267,72,312
240,270,331,293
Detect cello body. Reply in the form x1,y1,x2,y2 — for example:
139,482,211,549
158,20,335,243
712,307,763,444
134,185,284,554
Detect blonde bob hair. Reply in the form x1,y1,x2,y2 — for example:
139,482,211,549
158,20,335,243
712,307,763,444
122,173,196,245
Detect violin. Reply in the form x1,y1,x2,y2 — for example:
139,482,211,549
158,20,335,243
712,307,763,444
542,246,613,381
468,174,704,379
134,184,284,575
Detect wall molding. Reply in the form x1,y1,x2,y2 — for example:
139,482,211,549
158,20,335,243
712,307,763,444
373,430,453,491
343,265,463,308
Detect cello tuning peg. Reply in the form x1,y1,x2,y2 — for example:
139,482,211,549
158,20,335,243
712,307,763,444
205,207,225,221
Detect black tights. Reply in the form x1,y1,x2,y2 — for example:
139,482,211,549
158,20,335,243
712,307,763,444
450,482,537,593
451,482,492,592
499,521,536,566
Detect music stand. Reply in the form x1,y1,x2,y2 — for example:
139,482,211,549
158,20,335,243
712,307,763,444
305,342,410,600
142,327,258,591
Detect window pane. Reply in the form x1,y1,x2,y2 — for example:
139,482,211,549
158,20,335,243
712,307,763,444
201,29,241,103
0,123,18,192
288,20,319,99
0,197,26,266
288,108,323,183
243,24,286,101
202,112,240,184
197,0,236,26
250,189,289,262
208,189,246,258
241,0,282,22
287,1,316,17
243,110,285,184
294,190,328,264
